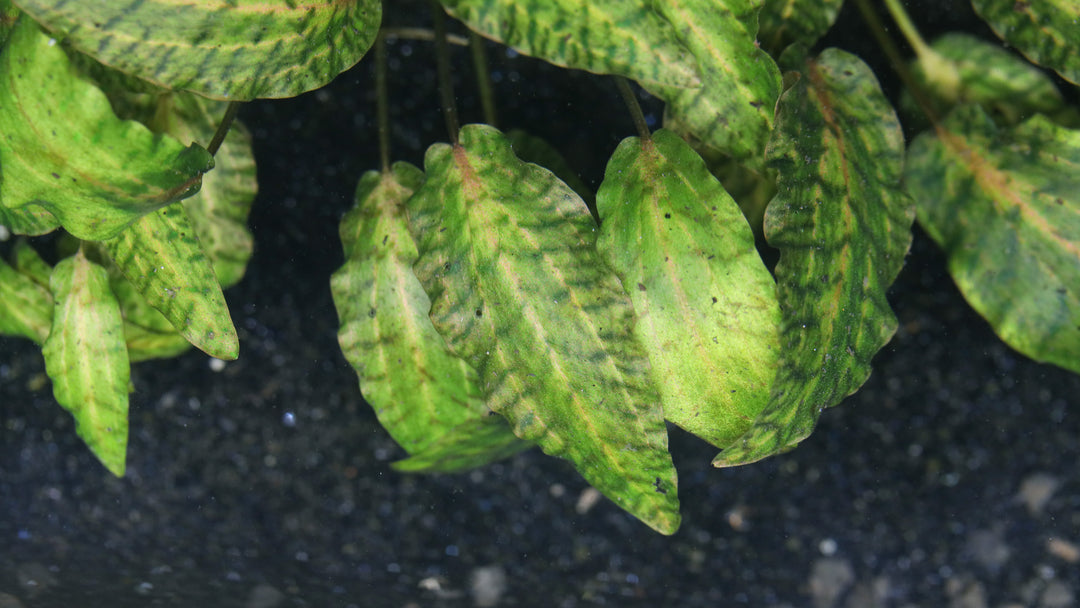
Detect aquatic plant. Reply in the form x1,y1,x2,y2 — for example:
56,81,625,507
1,0,1078,534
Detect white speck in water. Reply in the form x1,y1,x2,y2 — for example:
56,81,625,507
282,411,296,427
819,538,838,556
47,38,56,47
208,358,226,372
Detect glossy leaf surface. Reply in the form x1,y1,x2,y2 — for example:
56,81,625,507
644,0,782,170
907,106,1080,374
100,203,238,361
332,163,528,469
972,0,1080,85
716,49,913,466
42,250,129,476
13,0,381,100
408,125,680,534
439,0,700,90
596,129,780,449
0,17,214,241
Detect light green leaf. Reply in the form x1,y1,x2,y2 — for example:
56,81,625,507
716,49,913,467
643,0,782,171
161,94,257,289
0,204,60,236
332,163,529,469
12,239,52,287
392,415,533,474
13,0,381,100
907,105,1080,374
971,0,1080,85
100,258,193,363
0,252,52,343
408,124,680,534
904,32,1074,130
439,0,700,90
507,129,594,209
596,129,780,450
0,16,214,241
100,203,238,360
42,249,129,476
758,0,843,57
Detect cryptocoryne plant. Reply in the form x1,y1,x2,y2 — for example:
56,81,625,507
1,0,1078,534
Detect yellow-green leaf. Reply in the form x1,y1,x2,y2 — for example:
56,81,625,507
643,0,782,171
0,16,214,241
439,0,700,90
596,129,780,450
100,203,238,360
971,0,1080,85
906,105,1080,374
408,124,680,534
42,249,130,476
13,0,381,100
331,163,529,469
716,49,914,466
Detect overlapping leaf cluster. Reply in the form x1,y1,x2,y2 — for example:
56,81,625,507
0,0,379,474
331,0,912,532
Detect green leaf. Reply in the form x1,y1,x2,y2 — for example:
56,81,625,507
904,33,1074,130
0,16,214,241
906,105,1080,374
160,94,257,289
758,0,844,57
0,204,60,236
439,0,701,90
716,49,913,467
0,252,52,343
408,124,680,534
596,129,780,450
332,163,528,469
392,415,533,474
100,203,238,360
506,129,594,209
42,249,130,476
971,0,1080,85
642,0,782,171
99,258,193,363
12,0,381,101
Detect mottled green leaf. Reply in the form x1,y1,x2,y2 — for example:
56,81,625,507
0,253,52,343
907,105,1080,374
100,203,238,360
332,163,529,469
42,249,129,476
0,204,59,236
439,0,700,90
716,49,913,466
12,239,51,286
507,129,594,209
643,0,782,171
904,33,1074,130
0,0,19,44
596,129,780,450
408,125,680,534
392,414,533,474
0,16,214,241
758,0,843,57
13,0,381,100
972,0,1080,85
159,94,257,289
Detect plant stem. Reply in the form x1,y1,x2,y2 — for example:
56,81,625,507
375,31,391,173
615,77,651,141
206,101,241,156
470,31,498,127
851,0,940,125
881,0,932,61
382,27,469,47
431,0,460,146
